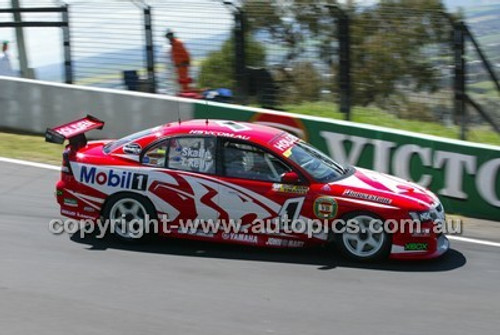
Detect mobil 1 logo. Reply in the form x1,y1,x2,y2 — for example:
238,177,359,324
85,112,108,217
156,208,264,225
80,166,149,191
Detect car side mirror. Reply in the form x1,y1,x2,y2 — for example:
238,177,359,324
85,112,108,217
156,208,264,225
281,171,300,184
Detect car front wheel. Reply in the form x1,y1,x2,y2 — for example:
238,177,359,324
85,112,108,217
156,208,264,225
334,212,391,262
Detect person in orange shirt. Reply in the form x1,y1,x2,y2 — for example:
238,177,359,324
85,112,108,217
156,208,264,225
165,30,191,92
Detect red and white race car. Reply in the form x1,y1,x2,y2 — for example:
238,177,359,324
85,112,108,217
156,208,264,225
47,116,449,261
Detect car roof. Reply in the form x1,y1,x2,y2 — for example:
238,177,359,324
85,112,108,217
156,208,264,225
160,119,289,147
104,119,299,156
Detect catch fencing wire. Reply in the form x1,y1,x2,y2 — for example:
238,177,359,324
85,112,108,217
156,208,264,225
149,0,233,95
69,0,145,89
464,19,500,142
243,1,339,109
349,6,455,124
0,0,65,81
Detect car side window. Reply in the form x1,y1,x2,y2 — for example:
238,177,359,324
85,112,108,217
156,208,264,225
142,141,169,168
168,137,216,174
222,140,291,182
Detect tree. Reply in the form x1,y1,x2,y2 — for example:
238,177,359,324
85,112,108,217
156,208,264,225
349,0,454,106
197,35,266,90
243,0,456,107
273,61,323,104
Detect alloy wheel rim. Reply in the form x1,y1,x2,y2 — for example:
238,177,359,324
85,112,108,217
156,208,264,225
110,198,147,239
342,215,385,258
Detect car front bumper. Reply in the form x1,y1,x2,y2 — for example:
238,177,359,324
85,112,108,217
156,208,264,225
389,234,450,260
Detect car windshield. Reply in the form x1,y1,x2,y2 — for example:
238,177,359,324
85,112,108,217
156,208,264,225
286,141,347,183
103,127,159,154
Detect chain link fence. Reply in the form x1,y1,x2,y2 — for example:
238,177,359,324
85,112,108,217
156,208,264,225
70,1,145,88
69,0,233,92
465,15,500,143
150,0,233,94
349,5,454,123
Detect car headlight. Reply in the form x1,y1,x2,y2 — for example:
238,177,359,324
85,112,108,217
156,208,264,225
409,203,445,223
409,210,433,222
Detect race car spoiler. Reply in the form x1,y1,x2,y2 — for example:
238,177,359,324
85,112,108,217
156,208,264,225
45,115,105,146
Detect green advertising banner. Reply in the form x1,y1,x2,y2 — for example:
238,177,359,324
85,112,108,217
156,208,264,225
194,102,500,221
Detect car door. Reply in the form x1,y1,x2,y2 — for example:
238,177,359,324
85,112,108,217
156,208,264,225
141,136,220,228
216,138,313,243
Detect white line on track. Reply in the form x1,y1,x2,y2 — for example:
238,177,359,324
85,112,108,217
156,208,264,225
446,235,500,248
1,156,499,248
0,157,60,171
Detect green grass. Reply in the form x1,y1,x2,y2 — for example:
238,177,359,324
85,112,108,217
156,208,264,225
0,132,63,165
283,101,500,146
469,81,497,91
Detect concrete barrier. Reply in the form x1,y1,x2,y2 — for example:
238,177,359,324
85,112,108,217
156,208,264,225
0,76,193,139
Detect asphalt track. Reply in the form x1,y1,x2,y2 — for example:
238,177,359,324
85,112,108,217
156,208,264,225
1,160,499,335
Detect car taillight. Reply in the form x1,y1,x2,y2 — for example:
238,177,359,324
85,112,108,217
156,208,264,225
62,149,73,175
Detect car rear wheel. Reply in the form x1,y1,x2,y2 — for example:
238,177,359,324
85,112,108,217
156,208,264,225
103,193,156,242
334,212,391,262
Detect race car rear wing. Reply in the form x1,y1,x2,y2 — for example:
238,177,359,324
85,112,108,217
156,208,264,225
45,115,105,147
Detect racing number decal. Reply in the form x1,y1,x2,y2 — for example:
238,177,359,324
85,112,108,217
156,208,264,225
131,174,149,191
215,120,251,132
278,197,305,228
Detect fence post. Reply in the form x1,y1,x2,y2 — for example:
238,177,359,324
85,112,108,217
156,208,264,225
61,4,73,84
144,6,156,93
234,8,247,103
337,10,351,121
453,21,466,140
11,0,30,78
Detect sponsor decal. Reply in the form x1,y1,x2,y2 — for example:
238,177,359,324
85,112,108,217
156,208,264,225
411,230,431,238
56,189,64,196
80,166,149,191
63,198,78,207
61,209,76,216
61,208,95,220
272,183,309,194
123,142,142,155
76,212,96,220
287,240,305,247
56,119,95,137
273,133,299,152
177,227,214,238
172,147,213,171
266,237,282,246
189,129,250,140
83,206,96,213
266,237,305,248
342,189,393,205
222,233,258,244
313,196,338,219
404,242,428,251
321,184,331,192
